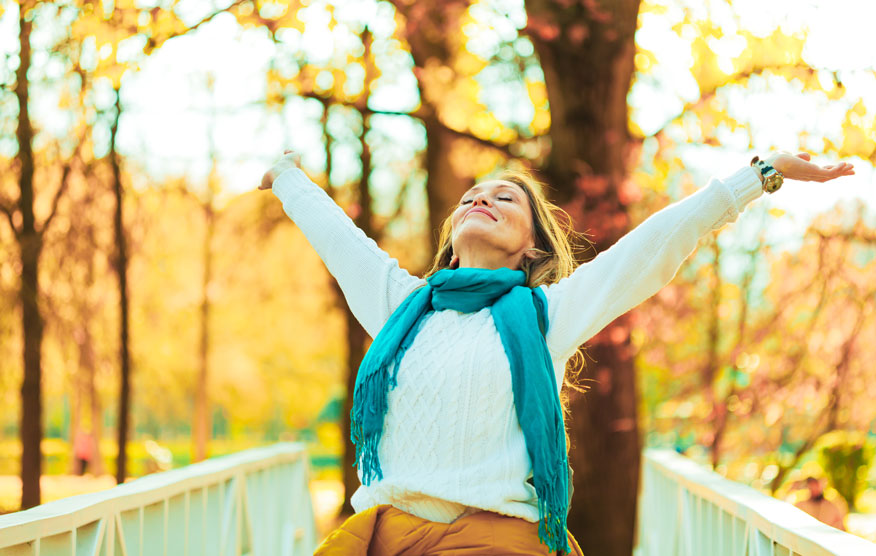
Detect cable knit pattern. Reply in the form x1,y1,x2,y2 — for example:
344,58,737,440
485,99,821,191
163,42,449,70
272,164,763,523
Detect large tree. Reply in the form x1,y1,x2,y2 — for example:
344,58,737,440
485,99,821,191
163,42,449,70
523,2,643,554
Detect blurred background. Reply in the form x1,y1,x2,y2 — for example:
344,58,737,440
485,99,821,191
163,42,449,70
1,0,874,553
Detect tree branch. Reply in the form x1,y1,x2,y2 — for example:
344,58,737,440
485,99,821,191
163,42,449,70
0,198,18,238
768,298,868,493
177,0,247,36
38,129,88,239
296,90,522,159
648,62,816,140
39,159,75,238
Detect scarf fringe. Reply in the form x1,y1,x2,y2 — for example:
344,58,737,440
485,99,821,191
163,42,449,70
351,340,411,485
535,457,571,555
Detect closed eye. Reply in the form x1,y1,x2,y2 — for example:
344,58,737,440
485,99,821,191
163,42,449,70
460,194,514,205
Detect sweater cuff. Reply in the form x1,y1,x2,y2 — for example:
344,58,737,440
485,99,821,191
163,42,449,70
271,167,315,205
722,166,763,212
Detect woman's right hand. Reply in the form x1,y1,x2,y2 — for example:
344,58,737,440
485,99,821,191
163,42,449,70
259,150,302,190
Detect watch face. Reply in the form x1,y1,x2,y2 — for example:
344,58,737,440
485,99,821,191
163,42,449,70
765,175,782,193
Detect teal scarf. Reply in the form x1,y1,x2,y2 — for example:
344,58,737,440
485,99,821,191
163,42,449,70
350,267,570,553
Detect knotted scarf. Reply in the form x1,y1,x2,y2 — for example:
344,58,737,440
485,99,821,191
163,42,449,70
350,267,571,554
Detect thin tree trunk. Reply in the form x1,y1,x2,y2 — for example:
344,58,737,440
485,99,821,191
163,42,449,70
703,240,722,470
193,73,219,463
109,87,132,484
72,321,104,475
338,56,376,514
74,186,106,476
69,353,82,475
524,2,643,554
194,185,215,462
88,349,104,476
337,285,367,516
16,3,43,510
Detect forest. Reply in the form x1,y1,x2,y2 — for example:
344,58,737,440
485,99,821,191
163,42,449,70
1,0,875,554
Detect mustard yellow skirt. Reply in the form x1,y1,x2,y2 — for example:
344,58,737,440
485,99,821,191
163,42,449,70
314,504,584,556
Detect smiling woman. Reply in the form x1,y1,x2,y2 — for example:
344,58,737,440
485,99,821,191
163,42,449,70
430,170,577,288
258,149,854,555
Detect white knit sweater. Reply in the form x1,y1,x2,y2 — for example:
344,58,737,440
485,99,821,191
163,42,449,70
272,165,764,523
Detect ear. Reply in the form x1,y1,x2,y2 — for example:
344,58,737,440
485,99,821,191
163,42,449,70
450,254,460,269
522,247,539,260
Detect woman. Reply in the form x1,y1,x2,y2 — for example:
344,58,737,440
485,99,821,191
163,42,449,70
259,151,854,555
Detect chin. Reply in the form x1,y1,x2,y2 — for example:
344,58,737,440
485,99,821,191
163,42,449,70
454,226,500,249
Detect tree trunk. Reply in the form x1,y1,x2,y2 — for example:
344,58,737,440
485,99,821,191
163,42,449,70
524,2,643,554
15,4,43,511
72,320,105,476
109,88,132,484
69,355,82,475
73,186,106,476
423,124,470,250
394,1,473,246
319,99,362,515
194,178,215,463
88,347,104,476
338,83,376,514
337,285,367,516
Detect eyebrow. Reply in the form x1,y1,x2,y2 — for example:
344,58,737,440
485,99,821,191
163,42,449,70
464,182,521,196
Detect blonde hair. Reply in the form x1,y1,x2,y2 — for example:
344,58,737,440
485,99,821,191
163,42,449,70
425,166,591,446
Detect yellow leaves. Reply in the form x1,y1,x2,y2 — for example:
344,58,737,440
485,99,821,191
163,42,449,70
634,51,657,73
453,49,486,76
525,79,550,135
525,79,547,107
531,109,550,135
768,208,786,218
839,100,876,159
734,28,806,79
638,1,669,17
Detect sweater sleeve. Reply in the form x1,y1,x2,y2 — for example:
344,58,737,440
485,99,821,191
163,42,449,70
542,166,764,361
272,168,426,339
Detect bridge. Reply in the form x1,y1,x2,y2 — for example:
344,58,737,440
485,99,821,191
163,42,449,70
1,444,873,555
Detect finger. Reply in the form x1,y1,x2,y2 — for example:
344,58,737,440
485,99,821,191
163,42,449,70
260,171,273,190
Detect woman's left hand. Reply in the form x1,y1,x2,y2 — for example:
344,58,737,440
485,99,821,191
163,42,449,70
259,150,302,191
764,152,855,183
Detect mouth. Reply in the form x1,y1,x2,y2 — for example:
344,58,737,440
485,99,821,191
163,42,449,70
465,207,497,221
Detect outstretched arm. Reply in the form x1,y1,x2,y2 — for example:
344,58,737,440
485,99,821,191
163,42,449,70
542,153,856,361
261,153,425,338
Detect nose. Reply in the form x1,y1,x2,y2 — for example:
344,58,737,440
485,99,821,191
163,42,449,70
471,191,493,207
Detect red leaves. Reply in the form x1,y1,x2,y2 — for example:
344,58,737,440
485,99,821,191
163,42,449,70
526,16,561,42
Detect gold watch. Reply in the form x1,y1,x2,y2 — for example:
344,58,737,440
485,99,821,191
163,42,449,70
750,156,784,194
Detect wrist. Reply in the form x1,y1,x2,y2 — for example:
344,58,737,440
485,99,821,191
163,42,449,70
764,153,782,172
750,155,784,194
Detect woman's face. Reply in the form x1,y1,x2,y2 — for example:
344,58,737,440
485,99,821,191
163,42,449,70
450,180,536,268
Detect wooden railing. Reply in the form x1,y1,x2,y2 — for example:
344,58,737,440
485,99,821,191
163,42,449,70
636,449,876,556
0,443,318,556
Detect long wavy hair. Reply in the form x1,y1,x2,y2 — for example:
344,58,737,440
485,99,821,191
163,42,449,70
425,166,591,446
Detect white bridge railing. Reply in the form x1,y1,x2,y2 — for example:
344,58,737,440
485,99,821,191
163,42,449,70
636,449,876,556
0,442,318,556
